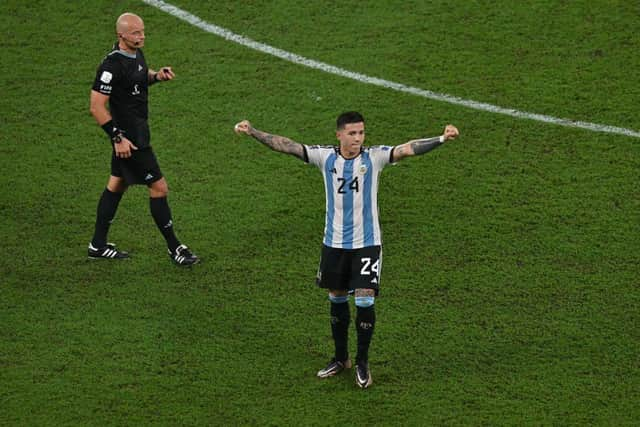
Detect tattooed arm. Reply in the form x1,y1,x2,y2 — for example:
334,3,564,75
234,120,305,160
392,124,459,162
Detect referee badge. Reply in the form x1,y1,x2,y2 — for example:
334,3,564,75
100,71,113,83
359,164,368,175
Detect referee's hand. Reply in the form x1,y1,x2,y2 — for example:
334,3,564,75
157,67,175,81
114,136,138,158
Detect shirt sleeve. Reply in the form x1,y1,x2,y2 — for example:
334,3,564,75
92,58,118,96
369,145,395,169
304,145,329,168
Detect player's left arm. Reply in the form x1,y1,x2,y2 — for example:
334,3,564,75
148,67,175,84
392,124,459,162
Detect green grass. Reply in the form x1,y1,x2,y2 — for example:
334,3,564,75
1,0,639,425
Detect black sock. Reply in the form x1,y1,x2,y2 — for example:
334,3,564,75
331,300,350,362
149,196,180,252
91,188,123,248
356,305,376,365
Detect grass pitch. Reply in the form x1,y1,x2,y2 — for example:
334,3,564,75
1,0,639,425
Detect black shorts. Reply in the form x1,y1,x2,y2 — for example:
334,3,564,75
111,147,163,186
316,245,382,295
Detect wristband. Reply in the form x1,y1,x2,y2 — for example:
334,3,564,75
101,120,123,144
149,72,160,85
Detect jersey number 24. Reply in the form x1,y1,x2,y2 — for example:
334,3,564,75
337,177,359,193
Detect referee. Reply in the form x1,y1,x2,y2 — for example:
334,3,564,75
87,12,198,266
234,112,459,388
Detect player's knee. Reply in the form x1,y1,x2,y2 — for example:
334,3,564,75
355,296,375,308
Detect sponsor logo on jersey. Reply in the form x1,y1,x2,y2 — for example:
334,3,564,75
138,64,143,72
100,71,113,83
132,84,140,95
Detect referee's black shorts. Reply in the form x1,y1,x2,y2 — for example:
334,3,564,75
316,244,382,295
111,147,163,186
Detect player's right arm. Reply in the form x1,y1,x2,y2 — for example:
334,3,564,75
233,120,305,161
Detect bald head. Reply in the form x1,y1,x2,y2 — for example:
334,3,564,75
116,13,145,52
116,13,143,33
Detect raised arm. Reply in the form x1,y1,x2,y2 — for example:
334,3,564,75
392,124,459,162
233,120,305,160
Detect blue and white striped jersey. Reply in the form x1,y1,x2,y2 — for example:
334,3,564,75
305,145,394,249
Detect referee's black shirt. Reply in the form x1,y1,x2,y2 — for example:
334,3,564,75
92,43,151,148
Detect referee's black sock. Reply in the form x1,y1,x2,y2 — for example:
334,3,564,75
330,300,350,362
149,196,180,252
91,188,123,248
355,305,376,365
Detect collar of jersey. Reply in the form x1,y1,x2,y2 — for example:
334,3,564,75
114,49,137,59
110,42,137,59
336,145,364,160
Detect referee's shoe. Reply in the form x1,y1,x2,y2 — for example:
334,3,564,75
88,242,130,260
169,244,199,266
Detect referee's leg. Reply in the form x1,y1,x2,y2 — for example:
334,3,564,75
148,177,180,252
91,175,127,248
148,178,199,265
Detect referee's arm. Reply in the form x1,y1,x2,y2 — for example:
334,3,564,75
89,90,112,125
392,124,459,162
89,90,137,158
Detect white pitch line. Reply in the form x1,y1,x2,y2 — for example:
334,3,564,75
142,0,640,139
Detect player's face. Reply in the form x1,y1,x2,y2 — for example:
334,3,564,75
119,18,145,51
336,122,365,158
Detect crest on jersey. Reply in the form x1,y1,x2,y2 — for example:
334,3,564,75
100,71,113,83
359,164,368,175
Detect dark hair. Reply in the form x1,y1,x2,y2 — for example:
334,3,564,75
336,111,365,130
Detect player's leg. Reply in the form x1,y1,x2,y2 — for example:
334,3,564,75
330,289,351,363
317,289,352,378
350,245,381,388
88,175,130,259
316,246,352,378
148,177,199,265
354,287,375,388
